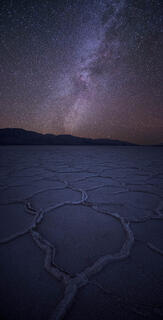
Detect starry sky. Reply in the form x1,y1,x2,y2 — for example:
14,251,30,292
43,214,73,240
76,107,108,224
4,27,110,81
0,0,163,144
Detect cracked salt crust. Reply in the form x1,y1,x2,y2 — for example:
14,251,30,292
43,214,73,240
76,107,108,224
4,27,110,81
0,146,163,320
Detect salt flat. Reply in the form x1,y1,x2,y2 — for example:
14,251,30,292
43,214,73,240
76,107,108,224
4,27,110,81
0,146,163,320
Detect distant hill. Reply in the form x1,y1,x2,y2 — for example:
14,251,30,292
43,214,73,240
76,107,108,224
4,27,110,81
0,128,136,145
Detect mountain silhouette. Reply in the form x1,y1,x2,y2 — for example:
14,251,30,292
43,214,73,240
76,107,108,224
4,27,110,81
0,128,136,145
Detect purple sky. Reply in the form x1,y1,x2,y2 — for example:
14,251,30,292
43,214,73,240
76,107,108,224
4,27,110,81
0,0,163,144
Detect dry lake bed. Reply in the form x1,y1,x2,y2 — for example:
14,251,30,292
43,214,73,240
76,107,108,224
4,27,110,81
0,146,163,320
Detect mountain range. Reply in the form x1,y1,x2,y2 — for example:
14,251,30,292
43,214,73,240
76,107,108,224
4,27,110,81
0,128,138,145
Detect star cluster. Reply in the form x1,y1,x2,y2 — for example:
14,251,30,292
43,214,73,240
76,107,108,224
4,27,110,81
0,0,163,143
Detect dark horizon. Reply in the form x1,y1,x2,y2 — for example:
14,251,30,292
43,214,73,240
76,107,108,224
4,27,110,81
0,127,163,146
1,126,163,145
0,127,136,145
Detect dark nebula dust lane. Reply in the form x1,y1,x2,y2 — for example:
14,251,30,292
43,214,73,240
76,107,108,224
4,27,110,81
0,0,163,144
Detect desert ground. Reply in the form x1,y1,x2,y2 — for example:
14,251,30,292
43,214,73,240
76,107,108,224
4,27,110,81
0,146,163,320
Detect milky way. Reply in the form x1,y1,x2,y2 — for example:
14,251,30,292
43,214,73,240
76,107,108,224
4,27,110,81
0,0,163,144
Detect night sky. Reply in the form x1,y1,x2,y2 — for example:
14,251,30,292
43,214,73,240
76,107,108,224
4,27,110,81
0,0,163,144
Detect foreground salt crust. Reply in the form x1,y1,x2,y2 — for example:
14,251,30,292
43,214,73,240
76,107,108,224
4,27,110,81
0,146,163,320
